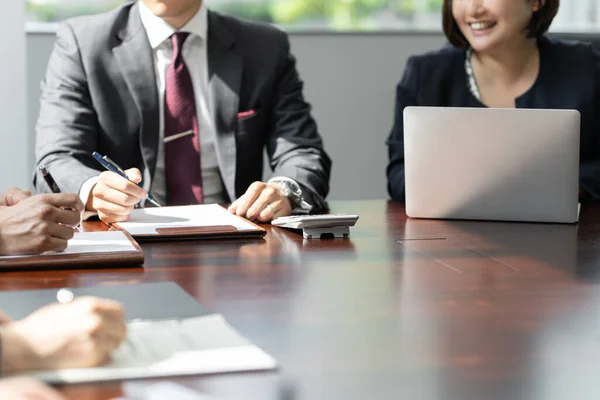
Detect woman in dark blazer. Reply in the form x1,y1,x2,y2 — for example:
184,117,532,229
387,0,600,202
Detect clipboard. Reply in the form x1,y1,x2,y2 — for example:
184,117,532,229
0,231,144,271
113,204,267,241
0,282,277,384
0,282,207,321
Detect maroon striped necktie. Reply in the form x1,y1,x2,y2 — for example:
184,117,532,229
164,32,203,205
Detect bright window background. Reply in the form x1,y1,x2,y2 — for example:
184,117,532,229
24,0,600,32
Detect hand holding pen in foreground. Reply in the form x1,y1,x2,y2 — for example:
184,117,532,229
0,295,126,372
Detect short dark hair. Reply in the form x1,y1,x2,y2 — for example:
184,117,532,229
443,0,560,48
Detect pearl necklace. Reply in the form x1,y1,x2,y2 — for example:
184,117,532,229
465,47,482,102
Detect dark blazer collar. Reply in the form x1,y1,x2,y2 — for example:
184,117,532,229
113,1,160,185
207,10,236,49
206,10,242,201
116,2,145,43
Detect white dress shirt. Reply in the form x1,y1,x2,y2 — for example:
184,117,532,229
80,0,224,207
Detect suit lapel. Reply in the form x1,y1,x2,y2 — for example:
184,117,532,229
207,11,242,201
113,3,160,185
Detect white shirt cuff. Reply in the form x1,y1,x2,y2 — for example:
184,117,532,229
79,176,99,220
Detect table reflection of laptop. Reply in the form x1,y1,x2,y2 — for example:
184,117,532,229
403,107,581,224
402,218,579,274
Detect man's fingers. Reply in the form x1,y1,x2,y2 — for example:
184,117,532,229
124,168,142,184
93,195,135,223
94,184,143,207
235,182,266,218
247,187,280,220
45,222,77,241
93,322,127,354
53,207,82,227
95,316,127,347
5,187,32,205
98,210,130,223
99,172,147,200
258,197,293,222
39,193,84,213
71,298,124,328
75,297,127,350
38,236,69,253
77,297,125,317
228,199,240,214
92,197,135,216
82,296,124,310
258,201,281,222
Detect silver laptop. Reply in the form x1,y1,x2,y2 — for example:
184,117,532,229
403,107,580,223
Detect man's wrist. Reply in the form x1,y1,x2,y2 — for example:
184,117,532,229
269,183,298,209
268,177,304,209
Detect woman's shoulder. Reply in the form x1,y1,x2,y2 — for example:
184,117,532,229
406,45,467,73
541,36,599,61
395,46,470,105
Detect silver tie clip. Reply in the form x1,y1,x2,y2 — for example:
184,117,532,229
164,129,193,143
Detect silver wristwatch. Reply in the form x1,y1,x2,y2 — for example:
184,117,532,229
269,179,303,209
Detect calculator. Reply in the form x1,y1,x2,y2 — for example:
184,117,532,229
271,214,359,230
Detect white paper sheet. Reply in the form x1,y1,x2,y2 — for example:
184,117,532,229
116,382,218,400
0,231,137,258
118,204,258,235
25,314,277,384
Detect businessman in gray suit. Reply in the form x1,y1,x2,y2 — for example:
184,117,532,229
34,0,331,223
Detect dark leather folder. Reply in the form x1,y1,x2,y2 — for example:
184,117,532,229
0,231,144,271
0,281,208,321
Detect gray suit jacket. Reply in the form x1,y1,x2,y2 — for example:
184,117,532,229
34,3,331,212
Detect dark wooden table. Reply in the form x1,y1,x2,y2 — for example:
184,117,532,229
3,200,600,400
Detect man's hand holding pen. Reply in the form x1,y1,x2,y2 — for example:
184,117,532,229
0,174,83,255
39,165,83,232
87,167,148,223
0,193,83,255
87,152,161,223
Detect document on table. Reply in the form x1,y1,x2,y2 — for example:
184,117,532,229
0,231,138,259
116,204,264,237
60,231,139,255
26,314,278,384
115,382,219,400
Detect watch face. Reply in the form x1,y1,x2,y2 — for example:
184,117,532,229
272,180,302,208
279,186,292,197
275,181,302,196
289,184,302,197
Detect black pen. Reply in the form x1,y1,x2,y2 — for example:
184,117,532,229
92,152,162,207
39,164,61,194
39,165,81,232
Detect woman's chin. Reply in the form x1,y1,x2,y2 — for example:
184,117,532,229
468,38,501,54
